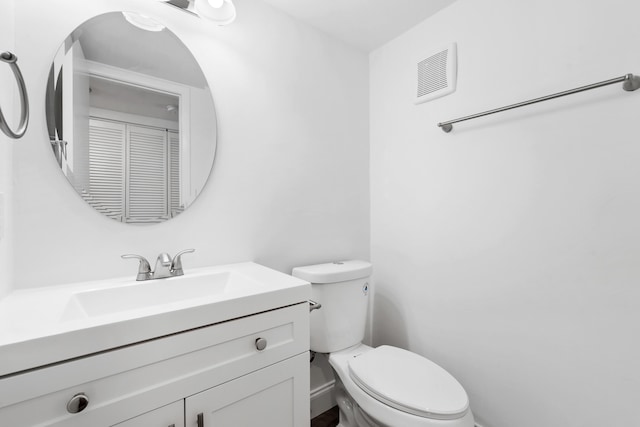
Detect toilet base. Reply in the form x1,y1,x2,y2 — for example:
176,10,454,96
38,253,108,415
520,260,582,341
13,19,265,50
334,374,384,427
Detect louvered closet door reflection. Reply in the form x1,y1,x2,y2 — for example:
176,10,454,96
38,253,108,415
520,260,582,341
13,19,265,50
88,119,125,221
168,130,181,217
126,125,169,222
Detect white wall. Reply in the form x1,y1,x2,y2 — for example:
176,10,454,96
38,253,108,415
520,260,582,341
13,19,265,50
0,0,15,298
370,0,640,426
189,85,217,203
12,0,369,289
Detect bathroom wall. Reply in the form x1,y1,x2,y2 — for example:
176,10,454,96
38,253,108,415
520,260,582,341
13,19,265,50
0,0,15,298
11,0,369,289
370,0,640,426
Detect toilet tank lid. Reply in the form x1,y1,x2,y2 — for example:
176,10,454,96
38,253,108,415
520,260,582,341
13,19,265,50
292,260,372,283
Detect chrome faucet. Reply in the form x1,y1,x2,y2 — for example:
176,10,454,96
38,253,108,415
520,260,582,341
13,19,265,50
122,249,195,281
153,253,173,279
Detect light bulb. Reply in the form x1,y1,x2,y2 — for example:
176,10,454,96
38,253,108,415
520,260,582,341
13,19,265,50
194,0,236,25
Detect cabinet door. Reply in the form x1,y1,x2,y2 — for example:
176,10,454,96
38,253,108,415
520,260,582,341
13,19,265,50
112,401,184,427
185,353,309,427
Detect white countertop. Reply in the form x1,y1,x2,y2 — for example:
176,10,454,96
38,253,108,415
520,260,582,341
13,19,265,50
0,262,310,377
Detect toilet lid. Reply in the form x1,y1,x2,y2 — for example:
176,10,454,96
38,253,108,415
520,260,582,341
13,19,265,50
348,346,469,420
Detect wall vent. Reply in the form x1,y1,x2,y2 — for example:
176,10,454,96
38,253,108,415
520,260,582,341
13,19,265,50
415,42,457,104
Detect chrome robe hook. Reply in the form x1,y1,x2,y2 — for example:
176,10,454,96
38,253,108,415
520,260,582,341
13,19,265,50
0,51,29,139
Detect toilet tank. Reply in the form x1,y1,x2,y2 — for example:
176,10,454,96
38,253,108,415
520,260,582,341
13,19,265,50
292,260,372,353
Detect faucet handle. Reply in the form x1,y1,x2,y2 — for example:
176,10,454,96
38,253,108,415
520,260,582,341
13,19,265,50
121,254,152,281
171,249,195,276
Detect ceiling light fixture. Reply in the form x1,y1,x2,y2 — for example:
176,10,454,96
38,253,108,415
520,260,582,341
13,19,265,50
162,0,237,26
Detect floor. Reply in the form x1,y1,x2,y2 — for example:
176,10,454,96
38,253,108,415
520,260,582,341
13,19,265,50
311,406,339,427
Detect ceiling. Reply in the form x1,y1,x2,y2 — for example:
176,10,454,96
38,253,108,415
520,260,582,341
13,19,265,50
79,12,207,88
259,0,458,52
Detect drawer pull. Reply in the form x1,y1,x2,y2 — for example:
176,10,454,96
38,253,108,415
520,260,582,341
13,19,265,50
168,424,175,427
66,393,89,414
255,337,267,351
197,412,204,427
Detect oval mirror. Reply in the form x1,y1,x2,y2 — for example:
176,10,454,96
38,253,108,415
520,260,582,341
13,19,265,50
46,12,217,224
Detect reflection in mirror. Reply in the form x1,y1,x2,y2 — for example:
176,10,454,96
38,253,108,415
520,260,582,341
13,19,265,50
46,12,217,224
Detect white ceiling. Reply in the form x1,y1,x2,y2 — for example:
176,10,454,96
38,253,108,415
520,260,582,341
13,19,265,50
259,0,458,52
79,12,208,88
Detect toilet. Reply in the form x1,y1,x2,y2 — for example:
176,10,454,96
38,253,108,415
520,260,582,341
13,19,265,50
292,260,475,427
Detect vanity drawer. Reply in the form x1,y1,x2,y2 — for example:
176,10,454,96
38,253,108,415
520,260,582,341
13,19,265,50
0,302,309,427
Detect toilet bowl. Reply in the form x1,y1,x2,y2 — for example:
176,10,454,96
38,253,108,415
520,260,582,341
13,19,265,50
292,260,475,427
329,344,474,427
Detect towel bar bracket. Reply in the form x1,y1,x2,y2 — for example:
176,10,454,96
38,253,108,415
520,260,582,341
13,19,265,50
622,73,640,92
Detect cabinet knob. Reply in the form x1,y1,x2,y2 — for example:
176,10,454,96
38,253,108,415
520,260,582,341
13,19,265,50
66,393,89,414
255,337,267,351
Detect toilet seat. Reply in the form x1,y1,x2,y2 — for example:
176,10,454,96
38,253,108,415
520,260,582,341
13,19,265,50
348,345,469,420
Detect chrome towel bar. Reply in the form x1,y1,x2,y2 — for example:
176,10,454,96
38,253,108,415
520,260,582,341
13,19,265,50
0,51,29,139
438,73,640,133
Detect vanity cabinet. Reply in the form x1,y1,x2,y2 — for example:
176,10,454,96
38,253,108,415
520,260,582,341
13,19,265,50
186,353,308,427
112,401,184,427
0,302,310,427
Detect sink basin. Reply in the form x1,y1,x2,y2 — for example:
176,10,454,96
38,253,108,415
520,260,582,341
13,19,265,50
63,271,263,319
0,262,310,378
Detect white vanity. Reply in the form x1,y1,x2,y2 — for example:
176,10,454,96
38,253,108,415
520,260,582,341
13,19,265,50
0,262,311,427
